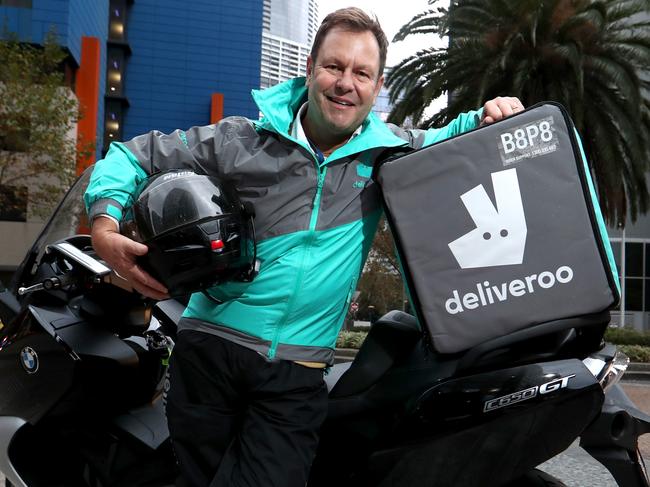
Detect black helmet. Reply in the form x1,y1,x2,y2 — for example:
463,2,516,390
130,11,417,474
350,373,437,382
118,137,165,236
121,170,257,296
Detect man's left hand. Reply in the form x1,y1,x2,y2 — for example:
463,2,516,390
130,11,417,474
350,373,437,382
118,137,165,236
480,96,525,126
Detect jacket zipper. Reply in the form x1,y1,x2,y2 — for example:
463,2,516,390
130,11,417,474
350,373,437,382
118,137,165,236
268,153,327,358
335,279,357,327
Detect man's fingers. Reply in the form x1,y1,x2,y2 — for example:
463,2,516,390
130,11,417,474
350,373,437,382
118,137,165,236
129,264,169,295
132,281,171,300
480,115,495,127
139,286,170,301
499,103,514,117
484,100,502,122
126,239,149,256
482,97,525,126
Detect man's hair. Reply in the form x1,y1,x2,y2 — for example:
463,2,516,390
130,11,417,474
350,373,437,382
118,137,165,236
310,7,389,78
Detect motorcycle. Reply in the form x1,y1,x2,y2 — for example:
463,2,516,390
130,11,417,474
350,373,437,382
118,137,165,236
0,168,649,486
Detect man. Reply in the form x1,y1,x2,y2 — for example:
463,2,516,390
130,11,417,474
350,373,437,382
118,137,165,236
85,7,523,486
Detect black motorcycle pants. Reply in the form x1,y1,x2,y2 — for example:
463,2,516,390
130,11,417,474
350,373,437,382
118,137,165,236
165,330,328,487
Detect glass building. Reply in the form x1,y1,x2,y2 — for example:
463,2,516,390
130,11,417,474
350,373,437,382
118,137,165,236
260,0,318,88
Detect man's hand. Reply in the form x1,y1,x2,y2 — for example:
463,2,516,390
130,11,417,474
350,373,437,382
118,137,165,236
91,217,170,300
480,96,525,126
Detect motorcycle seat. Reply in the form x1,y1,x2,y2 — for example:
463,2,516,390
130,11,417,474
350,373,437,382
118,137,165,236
327,310,609,400
329,310,421,397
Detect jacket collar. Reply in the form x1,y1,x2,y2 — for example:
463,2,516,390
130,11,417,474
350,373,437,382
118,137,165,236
251,77,407,162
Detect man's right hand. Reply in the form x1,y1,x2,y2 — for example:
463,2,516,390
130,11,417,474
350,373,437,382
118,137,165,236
91,217,170,300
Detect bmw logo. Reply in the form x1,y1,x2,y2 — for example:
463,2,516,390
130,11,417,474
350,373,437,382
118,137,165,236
20,347,39,374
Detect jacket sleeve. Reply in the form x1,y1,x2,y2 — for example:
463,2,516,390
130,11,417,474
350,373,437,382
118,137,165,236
84,124,227,224
395,108,483,150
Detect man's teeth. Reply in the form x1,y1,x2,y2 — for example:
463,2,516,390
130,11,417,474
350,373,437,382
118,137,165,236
329,97,352,106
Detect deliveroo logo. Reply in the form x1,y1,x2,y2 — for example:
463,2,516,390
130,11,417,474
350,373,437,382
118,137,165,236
448,168,527,269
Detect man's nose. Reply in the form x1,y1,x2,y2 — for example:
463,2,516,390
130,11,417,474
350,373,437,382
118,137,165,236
335,69,354,92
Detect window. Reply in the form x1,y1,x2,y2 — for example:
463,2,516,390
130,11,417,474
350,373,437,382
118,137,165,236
611,239,650,313
625,278,643,311
0,0,32,7
103,100,123,153
625,242,643,277
108,0,128,41
106,47,125,96
0,185,27,222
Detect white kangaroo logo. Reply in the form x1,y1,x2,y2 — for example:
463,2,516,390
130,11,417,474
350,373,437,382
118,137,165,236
448,168,527,269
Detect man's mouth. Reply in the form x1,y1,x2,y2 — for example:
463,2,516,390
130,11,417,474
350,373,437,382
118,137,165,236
327,96,354,107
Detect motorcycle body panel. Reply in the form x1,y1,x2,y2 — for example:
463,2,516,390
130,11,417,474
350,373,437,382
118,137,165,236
0,312,75,423
367,360,604,486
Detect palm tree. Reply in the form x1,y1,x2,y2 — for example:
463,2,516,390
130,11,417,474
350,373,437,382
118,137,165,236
387,0,650,225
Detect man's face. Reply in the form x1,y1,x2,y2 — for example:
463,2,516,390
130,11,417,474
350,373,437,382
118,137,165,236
305,27,384,142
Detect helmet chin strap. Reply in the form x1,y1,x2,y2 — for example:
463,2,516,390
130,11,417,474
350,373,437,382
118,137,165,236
241,206,260,282
202,290,223,304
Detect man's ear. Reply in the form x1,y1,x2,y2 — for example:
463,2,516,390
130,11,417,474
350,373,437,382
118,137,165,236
373,74,385,102
306,55,314,86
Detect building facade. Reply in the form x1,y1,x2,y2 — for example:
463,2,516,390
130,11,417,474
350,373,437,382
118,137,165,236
260,0,317,89
0,0,263,273
607,176,650,331
113,0,262,145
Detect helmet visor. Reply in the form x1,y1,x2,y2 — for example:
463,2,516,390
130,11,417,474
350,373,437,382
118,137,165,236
134,174,237,241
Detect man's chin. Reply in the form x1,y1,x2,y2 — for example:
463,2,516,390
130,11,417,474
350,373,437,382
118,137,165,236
326,119,362,137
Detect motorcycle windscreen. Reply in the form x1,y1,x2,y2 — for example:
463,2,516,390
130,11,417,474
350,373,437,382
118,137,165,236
376,103,619,354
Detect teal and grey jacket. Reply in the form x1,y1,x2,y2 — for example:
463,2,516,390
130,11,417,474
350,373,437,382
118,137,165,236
84,77,481,365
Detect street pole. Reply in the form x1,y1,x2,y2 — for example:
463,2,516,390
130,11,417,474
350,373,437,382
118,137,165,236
620,228,626,327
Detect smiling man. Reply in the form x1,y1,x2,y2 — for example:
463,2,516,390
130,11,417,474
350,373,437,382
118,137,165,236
85,7,523,487
303,27,385,153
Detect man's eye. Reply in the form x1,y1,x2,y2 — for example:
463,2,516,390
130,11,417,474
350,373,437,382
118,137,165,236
356,71,371,81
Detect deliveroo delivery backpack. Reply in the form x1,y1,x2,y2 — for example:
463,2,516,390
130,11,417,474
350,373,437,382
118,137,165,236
376,102,620,354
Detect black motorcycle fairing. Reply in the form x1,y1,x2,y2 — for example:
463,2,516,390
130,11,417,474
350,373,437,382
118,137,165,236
112,396,170,450
151,298,186,341
580,384,650,487
0,303,165,425
6,412,176,487
0,310,75,424
312,357,604,487
408,358,602,433
29,304,139,367
365,379,601,487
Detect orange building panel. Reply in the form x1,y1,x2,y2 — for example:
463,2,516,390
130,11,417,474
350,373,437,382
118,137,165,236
211,93,224,124
75,36,101,175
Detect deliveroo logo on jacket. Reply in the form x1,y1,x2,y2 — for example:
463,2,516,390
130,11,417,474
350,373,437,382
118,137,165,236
445,167,574,315
448,168,527,268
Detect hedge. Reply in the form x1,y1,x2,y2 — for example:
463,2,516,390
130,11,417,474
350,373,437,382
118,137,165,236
618,345,650,363
336,331,367,349
604,327,650,347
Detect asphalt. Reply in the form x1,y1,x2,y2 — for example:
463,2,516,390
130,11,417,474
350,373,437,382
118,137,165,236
624,383,650,459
